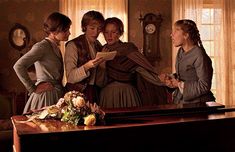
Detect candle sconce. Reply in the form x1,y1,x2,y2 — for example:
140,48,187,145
139,12,144,27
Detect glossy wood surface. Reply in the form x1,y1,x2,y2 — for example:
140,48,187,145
12,102,235,152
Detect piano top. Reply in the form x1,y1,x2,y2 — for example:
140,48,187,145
12,102,235,136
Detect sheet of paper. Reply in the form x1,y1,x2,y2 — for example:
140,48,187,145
96,51,117,61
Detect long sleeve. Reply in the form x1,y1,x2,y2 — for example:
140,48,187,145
64,42,90,84
183,51,213,100
135,66,168,106
13,43,44,93
135,66,165,86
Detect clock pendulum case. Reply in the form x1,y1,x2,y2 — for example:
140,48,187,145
141,13,162,63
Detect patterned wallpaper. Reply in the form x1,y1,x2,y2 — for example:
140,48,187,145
0,0,59,93
0,0,172,93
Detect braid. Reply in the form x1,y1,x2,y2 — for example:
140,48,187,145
198,39,206,52
192,22,206,52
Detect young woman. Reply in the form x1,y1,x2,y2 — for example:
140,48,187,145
164,19,215,103
13,12,71,113
99,17,168,108
64,10,105,103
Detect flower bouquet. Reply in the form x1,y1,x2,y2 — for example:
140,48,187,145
28,91,105,126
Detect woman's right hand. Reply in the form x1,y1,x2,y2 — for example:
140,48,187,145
83,57,104,71
158,73,168,82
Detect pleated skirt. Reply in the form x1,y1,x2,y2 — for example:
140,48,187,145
23,88,64,114
99,81,142,108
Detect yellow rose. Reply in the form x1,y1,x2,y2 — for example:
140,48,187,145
84,114,96,126
72,96,86,108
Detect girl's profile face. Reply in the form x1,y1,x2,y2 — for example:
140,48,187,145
85,20,102,43
103,23,120,45
171,25,187,47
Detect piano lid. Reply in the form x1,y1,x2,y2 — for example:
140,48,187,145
104,102,225,119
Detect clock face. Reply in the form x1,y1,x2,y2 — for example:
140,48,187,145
145,23,156,34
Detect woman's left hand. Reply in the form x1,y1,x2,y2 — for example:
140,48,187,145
101,46,110,52
169,78,180,88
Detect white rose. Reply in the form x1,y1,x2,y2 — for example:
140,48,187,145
84,114,96,126
72,96,86,108
56,98,65,108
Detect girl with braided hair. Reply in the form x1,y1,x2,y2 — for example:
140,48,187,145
162,19,215,104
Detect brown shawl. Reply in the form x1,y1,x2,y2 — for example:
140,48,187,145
105,41,168,105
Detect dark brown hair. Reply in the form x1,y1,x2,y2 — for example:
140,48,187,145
103,17,124,36
43,12,71,35
81,10,105,32
174,19,205,51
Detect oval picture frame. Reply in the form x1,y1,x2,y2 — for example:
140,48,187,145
9,23,30,51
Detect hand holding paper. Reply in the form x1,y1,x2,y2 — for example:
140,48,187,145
96,51,117,61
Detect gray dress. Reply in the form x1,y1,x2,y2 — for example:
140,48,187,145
173,46,215,103
13,39,64,113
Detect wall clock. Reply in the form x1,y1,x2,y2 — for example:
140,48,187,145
141,13,162,63
145,23,156,34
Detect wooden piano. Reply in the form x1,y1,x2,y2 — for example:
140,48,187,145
11,102,235,152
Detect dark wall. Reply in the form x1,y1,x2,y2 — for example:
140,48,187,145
0,0,172,94
0,0,59,93
128,0,172,73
